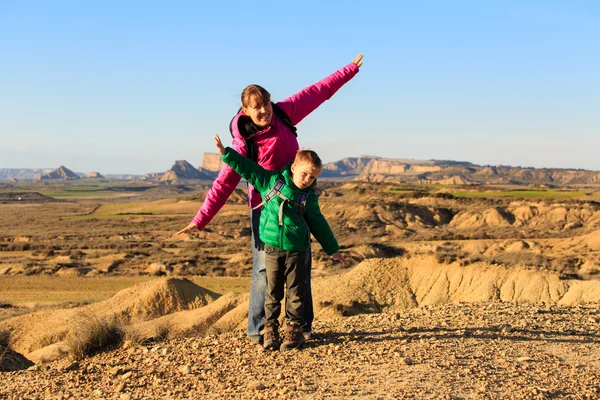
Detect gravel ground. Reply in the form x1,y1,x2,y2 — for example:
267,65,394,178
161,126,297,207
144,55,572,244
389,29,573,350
2,301,600,399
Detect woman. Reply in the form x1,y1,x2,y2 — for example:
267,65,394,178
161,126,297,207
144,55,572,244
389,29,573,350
178,54,363,345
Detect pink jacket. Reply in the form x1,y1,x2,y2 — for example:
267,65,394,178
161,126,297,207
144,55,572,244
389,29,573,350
192,62,359,230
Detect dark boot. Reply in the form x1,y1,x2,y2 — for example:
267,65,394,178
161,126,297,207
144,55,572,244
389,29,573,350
260,325,280,351
280,323,305,351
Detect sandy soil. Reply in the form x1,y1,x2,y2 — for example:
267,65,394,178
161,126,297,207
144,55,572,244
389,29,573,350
2,301,600,399
2,257,600,398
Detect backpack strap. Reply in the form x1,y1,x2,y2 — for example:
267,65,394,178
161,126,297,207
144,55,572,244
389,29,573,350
252,179,286,211
229,107,258,162
228,103,297,163
296,191,309,217
271,103,297,137
252,179,312,226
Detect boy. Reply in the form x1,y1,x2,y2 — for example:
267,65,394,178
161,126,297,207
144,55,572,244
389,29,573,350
214,134,345,350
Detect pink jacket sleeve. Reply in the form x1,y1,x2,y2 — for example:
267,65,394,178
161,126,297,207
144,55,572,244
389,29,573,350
190,62,359,230
191,136,247,230
277,62,359,126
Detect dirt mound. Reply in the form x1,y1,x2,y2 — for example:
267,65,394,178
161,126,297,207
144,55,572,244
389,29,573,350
503,240,530,252
312,255,600,318
129,292,245,340
583,230,600,249
0,278,218,355
0,192,58,203
450,207,513,228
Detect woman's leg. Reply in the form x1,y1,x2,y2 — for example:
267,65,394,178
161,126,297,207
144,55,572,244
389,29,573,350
247,208,267,343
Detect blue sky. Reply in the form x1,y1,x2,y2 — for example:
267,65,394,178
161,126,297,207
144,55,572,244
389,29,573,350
1,1,598,174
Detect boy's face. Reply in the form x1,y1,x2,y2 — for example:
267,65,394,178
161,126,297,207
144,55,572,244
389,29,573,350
291,161,321,189
242,96,273,127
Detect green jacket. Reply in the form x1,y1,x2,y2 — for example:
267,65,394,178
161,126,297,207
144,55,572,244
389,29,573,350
222,147,339,255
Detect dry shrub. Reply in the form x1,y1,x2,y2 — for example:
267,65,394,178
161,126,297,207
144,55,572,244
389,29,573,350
0,330,8,352
122,325,148,345
65,311,123,359
123,322,170,346
0,331,33,371
489,253,551,270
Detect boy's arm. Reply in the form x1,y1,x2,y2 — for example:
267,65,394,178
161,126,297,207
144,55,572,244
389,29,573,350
221,147,274,193
304,194,340,256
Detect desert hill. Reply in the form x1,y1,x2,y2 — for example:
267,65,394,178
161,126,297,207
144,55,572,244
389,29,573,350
157,160,214,182
4,153,600,186
37,166,80,180
195,152,600,186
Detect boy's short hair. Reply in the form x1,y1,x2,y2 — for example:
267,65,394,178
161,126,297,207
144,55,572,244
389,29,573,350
241,84,271,108
294,150,322,169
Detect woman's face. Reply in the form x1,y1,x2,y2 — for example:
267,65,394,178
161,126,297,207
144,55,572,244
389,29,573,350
243,96,273,127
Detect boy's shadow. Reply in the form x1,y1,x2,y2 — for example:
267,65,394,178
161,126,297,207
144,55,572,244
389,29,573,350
307,325,600,348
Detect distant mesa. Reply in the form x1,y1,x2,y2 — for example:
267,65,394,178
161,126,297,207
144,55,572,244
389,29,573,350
158,160,215,182
38,166,80,180
0,168,53,180
87,172,104,178
201,153,225,172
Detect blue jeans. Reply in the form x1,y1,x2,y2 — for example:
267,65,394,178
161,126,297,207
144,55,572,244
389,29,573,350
247,208,313,342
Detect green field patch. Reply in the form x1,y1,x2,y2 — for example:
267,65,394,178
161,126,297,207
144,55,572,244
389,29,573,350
387,183,449,191
91,199,194,216
41,187,117,198
383,189,418,194
0,275,250,306
63,214,159,220
452,190,589,199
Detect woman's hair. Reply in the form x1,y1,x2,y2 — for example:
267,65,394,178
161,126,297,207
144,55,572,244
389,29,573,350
294,150,322,169
241,84,271,108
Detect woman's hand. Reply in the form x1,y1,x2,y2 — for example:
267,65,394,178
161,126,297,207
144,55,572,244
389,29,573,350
214,134,226,155
352,54,363,68
177,222,197,235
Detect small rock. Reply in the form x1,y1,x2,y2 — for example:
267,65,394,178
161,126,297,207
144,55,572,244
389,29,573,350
516,357,532,362
276,373,285,380
62,361,79,372
120,394,132,400
399,357,413,365
180,365,191,375
501,324,513,334
121,371,133,380
122,340,133,350
250,382,266,390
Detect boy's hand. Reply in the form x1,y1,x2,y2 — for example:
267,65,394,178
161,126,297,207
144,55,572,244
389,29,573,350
352,54,363,69
177,222,197,235
332,252,347,266
214,134,226,155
